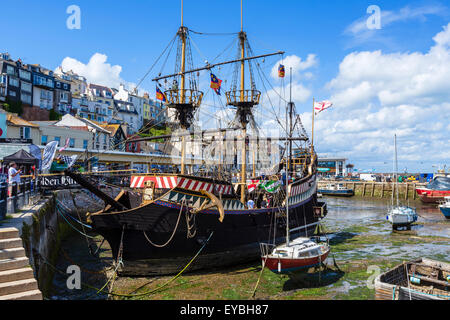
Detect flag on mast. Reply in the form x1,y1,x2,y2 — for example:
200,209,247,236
314,101,333,115
210,73,222,95
156,86,167,102
278,64,285,78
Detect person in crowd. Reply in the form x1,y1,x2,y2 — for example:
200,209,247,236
247,198,255,209
8,162,21,195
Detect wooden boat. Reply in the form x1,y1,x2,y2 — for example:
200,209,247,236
438,196,450,219
317,183,354,197
375,258,450,300
64,1,327,276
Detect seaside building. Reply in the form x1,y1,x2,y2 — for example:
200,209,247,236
114,99,139,135
53,75,72,115
0,53,33,110
28,64,55,120
316,157,348,177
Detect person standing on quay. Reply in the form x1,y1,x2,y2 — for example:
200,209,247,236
8,162,21,196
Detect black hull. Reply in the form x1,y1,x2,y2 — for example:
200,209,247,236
92,196,320,276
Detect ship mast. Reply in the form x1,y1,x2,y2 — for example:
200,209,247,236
180,0,187,174
239,0,246,203
225,0,262,204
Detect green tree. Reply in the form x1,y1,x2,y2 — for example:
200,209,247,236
3,99,23,115
49,109,62,121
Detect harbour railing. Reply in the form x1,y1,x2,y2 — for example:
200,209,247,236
0,178,40,220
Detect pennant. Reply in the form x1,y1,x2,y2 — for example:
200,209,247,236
58,155,79,168
259,180,282,193
247,180,261,193
59,137,70,152
210,73,222,95
278,64,285,78
156,87,167,102
41,141,59,172
314,101,333,115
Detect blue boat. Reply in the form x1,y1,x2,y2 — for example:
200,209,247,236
438,196,450,219
317,183,354,197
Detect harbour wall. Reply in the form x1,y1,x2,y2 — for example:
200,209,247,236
15,194,71,298
318,181,427,200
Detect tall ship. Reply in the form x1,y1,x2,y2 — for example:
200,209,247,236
66,1,327,276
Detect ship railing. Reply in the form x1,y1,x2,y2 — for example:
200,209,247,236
164,88,204,107
259,242,275,257
225,89,261,106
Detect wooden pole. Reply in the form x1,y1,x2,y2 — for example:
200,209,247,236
363,182,366,197
381,182,384,198
405,183,409,200
413,183,416,200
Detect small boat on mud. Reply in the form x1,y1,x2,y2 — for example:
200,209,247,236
317,183,354,197
438,196,450,219
416,176,450,204
375,258,450,300
387,135,417,230
261,236,330,274
386,206,418,230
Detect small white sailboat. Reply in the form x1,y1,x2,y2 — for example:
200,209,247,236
386,134,418,230
260,71,330,274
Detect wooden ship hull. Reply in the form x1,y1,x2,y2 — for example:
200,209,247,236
375,258,450,300
83,173,325,276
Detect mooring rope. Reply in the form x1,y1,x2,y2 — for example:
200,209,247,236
55,205,97,239
40,231,214,298
142,199,186,248
250,257,267,299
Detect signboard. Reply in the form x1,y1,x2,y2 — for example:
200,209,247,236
0,138,32,144
39,175,80,189
317,168,331,172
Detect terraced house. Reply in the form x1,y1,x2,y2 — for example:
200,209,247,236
0,53,33,111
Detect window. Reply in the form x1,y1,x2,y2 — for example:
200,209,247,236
21,81,32,92
54,136,61,146
19,69,31,81
41,135,48,146
83,140,88,149
20,127,31,139
69,138,75,148
9,77,19,87
63,83,68,90
20,92,31,104
8,90,16,97
6,65,15,76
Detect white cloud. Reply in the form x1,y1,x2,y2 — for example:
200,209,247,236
58,53,131,89
345,4,447,46
314,23,450,171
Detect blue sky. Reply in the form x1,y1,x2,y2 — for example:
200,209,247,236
1,0,450,173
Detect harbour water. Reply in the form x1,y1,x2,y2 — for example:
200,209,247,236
48,196,448,300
